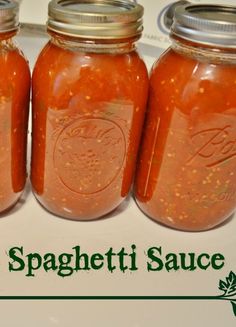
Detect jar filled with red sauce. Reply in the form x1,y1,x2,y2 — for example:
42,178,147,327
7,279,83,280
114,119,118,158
31,0,148,220
135,4,236,231
0,0,30,213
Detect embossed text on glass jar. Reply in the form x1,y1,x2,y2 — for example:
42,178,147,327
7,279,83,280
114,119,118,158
31,0,148,220
135,4,236,231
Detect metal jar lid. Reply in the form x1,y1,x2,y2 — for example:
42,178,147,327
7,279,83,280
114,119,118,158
0,0,19,33
47,0,144,40
171,4,236,48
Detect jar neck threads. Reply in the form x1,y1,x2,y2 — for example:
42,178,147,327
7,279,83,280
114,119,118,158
171,37,236,65
50,33,137,54
0,33,16,51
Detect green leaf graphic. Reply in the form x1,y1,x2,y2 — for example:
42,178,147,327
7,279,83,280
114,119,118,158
219,271,236,297
218,272,236,318
219,280,228,293
231,301,236,317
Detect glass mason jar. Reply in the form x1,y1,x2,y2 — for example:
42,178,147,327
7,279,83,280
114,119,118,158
0,0,30,213
31,0,149,220
135,4,236,231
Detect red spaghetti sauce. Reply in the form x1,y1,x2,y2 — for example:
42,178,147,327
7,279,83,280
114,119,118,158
135,45,236,231
0,31,30,213
31,36,148,220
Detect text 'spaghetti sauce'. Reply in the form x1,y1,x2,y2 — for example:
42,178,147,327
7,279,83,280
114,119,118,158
0,1,30,213
135,4,236,231
31,0,148,220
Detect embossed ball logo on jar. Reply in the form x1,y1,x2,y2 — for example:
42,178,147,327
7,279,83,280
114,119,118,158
187,125,236,168
54,118,126,195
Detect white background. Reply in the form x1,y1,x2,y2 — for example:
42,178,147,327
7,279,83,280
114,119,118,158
0,0,236,325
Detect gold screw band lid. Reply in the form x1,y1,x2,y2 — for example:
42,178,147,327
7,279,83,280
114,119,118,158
172,4,236,48
47,0,144,40
0,0,19,33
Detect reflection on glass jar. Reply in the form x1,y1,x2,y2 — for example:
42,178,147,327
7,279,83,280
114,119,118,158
135,4,236,231
31,0,149,220
0,0,30,213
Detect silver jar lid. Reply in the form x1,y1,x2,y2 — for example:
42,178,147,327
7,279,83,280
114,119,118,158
171,4,236,48
47,0,144,40
0,0,19,33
